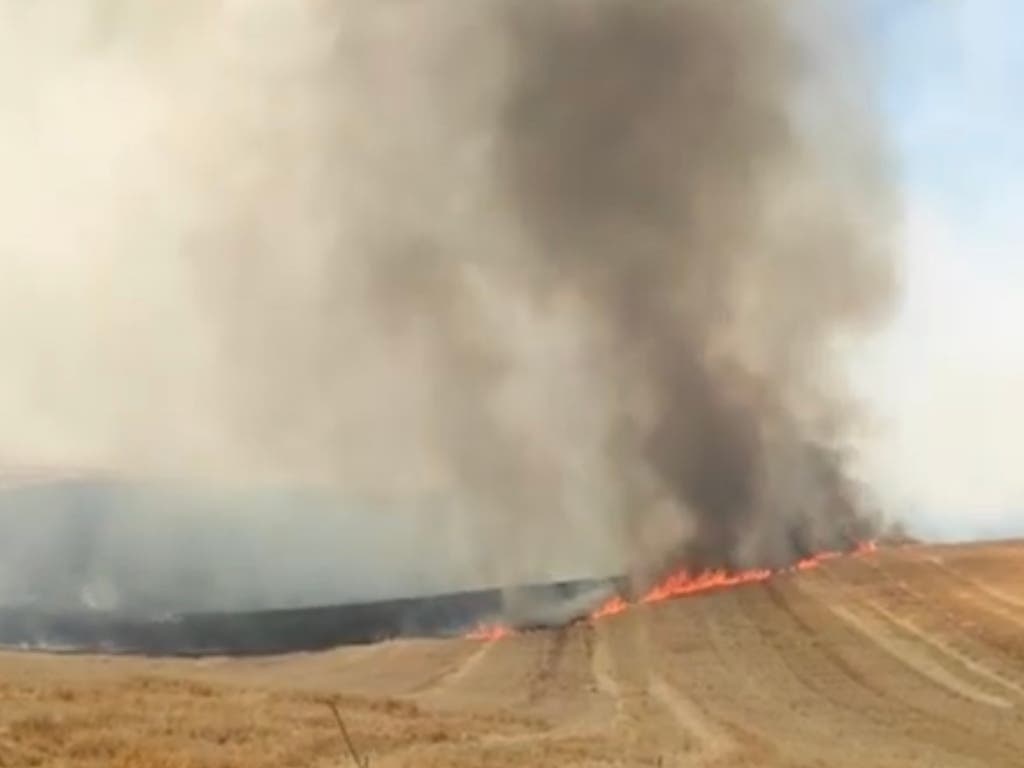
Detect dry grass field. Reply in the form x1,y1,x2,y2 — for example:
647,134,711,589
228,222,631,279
2,541,1024,767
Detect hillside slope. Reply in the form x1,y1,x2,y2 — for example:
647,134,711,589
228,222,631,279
2,541,1024,767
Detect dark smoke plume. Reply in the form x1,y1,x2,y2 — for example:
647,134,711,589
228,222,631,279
0,1,897,603
488,2,897,581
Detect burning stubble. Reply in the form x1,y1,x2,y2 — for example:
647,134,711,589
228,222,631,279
0,1,897,603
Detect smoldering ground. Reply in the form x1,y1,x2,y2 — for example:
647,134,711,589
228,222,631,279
0,1,897,614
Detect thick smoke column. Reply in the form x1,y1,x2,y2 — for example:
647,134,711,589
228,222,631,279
0,1,897,603
486,2,897,580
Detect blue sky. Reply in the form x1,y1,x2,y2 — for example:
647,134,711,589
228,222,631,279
856,1,1024,539
878,1,1023,229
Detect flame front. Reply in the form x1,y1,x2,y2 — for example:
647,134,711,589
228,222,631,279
466,622,513,642
467,542,877,641
590,595,629,620
638,566,773,605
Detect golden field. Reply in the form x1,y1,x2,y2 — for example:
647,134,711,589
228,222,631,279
3,541,1024,767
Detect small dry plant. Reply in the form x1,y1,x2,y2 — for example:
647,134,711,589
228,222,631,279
323,699,370,768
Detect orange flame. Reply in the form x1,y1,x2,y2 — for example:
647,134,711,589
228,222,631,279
855,540,878,555
466,622,513,642
638,566,773,605
588,541,877,622
590,595,629,620
467,542,877,640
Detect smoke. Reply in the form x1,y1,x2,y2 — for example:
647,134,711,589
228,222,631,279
489,2,896,580
0,1,897,604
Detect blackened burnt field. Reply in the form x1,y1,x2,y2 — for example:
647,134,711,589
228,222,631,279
0,577,616,656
